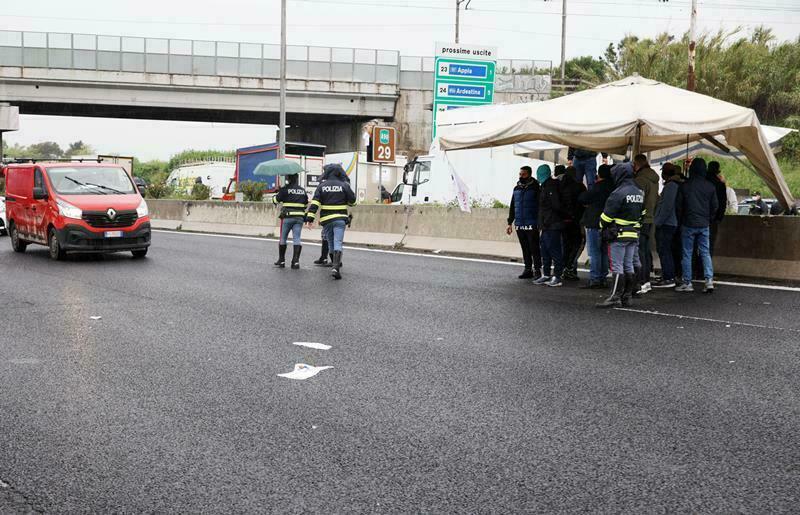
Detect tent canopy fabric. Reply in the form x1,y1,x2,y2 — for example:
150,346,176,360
437,75,795,208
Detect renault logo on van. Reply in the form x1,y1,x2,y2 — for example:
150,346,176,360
107,208,117,220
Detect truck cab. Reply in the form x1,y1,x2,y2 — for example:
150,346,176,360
388,157,433,204
3,161,151,260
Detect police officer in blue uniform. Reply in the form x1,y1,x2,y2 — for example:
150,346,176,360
272,173,309,269
306,164,356,280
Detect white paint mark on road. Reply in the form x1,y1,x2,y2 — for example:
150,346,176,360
292,342,332,351
729,361,736,364
0,479,8,488
278,363,333,380
90,316,102,320
9,358,41,365
155,230,800,292
615,308,800,333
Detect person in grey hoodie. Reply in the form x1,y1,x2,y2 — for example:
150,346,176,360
652,163,681,288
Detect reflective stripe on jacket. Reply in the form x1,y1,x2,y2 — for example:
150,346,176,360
306,179,356,225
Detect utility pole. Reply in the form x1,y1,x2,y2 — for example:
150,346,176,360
687,0,697,91
560,0,567,80
454,0,470,44
279,0,287,158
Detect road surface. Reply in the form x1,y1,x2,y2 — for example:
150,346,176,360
1,231,798,513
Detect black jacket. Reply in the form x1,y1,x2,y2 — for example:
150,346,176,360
538,178,565,231
559,174,587,224
578,178,614,229
707,175,727,222
306,164,356,226
507,178,540,227
677,165,718,228
568,148,608,161
272,183,309,218
600,163,644,242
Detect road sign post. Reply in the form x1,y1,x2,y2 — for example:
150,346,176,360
371,126,396,203
433,43,497,140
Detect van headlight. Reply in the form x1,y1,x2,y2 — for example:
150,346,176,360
136,199,149,218
56,199,82,219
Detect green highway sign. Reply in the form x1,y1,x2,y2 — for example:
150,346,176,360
432,43,497,140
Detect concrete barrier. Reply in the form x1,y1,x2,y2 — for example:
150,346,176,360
147,199,800,281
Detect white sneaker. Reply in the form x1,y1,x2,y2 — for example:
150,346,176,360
637,282,652,294
532,275,551,285
703,279,714,293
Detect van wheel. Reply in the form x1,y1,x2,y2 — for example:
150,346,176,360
48,228,66,261
132,248,148,259
10,222,27,253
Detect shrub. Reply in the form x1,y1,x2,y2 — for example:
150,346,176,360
239,180,266,202
191,183,211,200
145,182,174,199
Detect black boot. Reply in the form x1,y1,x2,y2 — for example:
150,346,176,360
632,266,643,298
596,273,623,308
621,273,635,307
314,240,329,265
323,253,334,268
290,245,302,269
274,244,287,268
518,269,533,279
331,251,342,279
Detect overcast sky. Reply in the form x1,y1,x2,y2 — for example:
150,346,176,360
3,0,799,160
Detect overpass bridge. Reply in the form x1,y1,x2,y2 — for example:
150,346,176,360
0,30,551,154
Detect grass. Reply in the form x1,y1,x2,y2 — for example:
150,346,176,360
691,155,800,198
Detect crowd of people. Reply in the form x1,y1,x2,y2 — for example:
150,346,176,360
506,149,730,307
271,163,355,280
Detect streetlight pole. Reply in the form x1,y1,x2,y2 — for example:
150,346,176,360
687,0,697,91
279,0,287,158
560,0,567,80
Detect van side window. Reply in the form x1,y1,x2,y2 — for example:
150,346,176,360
34,169,44,190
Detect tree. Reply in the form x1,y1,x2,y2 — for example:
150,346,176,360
26,141,64,159
65,140,94,157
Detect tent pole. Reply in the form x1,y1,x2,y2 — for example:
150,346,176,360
632,123,642,157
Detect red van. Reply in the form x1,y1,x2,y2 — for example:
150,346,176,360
3,162,151,260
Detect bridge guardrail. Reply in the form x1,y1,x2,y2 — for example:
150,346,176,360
0,30,401,84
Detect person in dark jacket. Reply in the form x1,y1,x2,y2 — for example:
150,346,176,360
272,174,309,269
675,158,718,293
597,163,644,308
533,164,565,287
706,161,728,256
313,167,351,267
507,166,542,280
578,164,614,288
749,191,768,215
306,164,356,280
633,154,659,294
568,147,608,187
652,163,681,288
559,165,587,281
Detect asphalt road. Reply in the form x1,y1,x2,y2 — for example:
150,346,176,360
1,231,799,513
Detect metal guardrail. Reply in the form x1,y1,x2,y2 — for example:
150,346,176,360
0,30,552,94
0,30,401,84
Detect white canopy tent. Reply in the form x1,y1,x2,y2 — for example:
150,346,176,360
513,125,796,167
437,75,795,208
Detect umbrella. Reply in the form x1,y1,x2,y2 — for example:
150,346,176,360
253,158,304,177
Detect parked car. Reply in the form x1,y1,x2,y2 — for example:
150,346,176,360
737,197,779,215
133,176,147,195
0,196,6,236
4,162,151,260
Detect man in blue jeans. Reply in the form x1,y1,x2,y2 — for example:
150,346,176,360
675,158,718,293
578,164,614,288
568,147,608,187
306,164,356,280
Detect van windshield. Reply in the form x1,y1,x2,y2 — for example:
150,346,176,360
45,166,136,195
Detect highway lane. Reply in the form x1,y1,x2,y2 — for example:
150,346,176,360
1,231,798,513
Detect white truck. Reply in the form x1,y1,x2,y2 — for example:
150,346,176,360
388,145,552,206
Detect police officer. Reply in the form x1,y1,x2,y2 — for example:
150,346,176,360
306,164,356,279
272,173,309,269
597,163,644,308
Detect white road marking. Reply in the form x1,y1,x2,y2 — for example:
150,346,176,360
90,316,102,320
277,363,333,380
154,230,800,292
293,342,331,350
0,479,8,488
9,358,41,365
614,307,799,332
